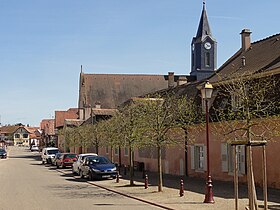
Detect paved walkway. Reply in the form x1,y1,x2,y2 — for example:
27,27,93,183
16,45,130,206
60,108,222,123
91,170,280,210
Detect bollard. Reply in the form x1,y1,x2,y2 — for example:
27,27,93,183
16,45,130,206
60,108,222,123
124,165,127,175
179,179,184,197
144,174,148,189
116,172,119,183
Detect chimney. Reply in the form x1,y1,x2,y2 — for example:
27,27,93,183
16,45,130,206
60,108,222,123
95,102,101,109
168,72,175,88
240,29,251,51
241,56,246,67
177,76,188,86
79,108,84,120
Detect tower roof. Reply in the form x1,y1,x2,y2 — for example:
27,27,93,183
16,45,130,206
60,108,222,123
195,2,212,39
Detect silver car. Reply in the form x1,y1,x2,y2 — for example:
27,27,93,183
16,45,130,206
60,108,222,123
72,153,97,175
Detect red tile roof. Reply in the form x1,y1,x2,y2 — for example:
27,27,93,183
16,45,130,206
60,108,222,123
40,119,55,135
55,108,79,128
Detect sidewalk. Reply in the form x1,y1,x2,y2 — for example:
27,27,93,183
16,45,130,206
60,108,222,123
91,170,280,210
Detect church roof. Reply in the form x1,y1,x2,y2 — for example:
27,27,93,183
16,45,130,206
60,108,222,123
195,2,212,40
79,73,169,109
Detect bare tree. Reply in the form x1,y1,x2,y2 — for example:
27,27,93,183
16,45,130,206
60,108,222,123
115,103,147,186
98,117,122,162
212,72,280,210
86,123,104,155
138,94,199,192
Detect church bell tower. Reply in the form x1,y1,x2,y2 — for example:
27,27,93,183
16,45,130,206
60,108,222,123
190,2,217,81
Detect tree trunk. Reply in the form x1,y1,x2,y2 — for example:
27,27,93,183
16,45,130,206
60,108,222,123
110,147,113,162
157,145,163,192
129,146,134,186
183,127,188,176
247,145,258,210
247,145,254,210
262,145,268,210
234,145,239,210
95,143,99,155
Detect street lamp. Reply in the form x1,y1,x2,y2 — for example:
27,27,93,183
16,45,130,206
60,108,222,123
200,80,214,204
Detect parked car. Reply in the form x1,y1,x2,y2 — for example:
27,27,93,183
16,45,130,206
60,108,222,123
51,152,62,165
0,148,7,159
30,145,39,152
79,155,117,180
72,153,97,175
41,147,60,164
55,153,77,168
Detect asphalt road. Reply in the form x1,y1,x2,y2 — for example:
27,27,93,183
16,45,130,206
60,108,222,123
0,146,162,210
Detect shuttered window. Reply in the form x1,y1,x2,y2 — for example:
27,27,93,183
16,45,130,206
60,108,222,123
221,143,246,175
191,144,206,172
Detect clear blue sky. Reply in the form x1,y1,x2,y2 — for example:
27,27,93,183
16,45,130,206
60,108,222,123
0,0,279,126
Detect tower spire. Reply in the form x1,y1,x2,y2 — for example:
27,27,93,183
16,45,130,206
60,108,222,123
195,1,212,39
190,2,217,81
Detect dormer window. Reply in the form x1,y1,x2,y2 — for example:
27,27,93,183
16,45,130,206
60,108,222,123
231,91,242,111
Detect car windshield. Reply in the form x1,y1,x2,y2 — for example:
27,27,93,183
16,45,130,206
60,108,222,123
65,154,76,158
88,156,111,164
48,150,59,155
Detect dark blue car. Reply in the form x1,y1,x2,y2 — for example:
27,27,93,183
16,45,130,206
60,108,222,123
0,148,7,159
79,156,117,180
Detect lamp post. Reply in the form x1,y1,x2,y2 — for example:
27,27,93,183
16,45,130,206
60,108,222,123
200,81,214,204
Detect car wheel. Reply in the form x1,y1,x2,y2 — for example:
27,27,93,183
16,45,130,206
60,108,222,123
88,172,93,181
72,167,76,175
56,164,59,169
42,160,45,165
79,170,84,179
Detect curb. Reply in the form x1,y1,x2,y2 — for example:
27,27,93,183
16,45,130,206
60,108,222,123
57,169,175,210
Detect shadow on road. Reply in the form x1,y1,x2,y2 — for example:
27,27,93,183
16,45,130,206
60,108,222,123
118,169,280,204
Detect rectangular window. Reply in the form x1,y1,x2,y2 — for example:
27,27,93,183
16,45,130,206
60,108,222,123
231,92,242,111
23,134,28,138
221,143,245,175
14,134,20,138
191,144,206,172
114,147,119,156
196,146,205,170
124,147,129,156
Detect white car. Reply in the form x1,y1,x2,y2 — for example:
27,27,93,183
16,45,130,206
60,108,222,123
30,145,39,152
41,147,60,164
72,153,97,175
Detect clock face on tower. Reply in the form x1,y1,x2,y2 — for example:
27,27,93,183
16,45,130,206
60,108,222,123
204,42,211,50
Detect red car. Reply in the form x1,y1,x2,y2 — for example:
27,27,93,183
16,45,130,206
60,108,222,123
56,153,77,168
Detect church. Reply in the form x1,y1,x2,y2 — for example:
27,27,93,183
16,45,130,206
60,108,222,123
78,2,216,121
70,1,280,190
